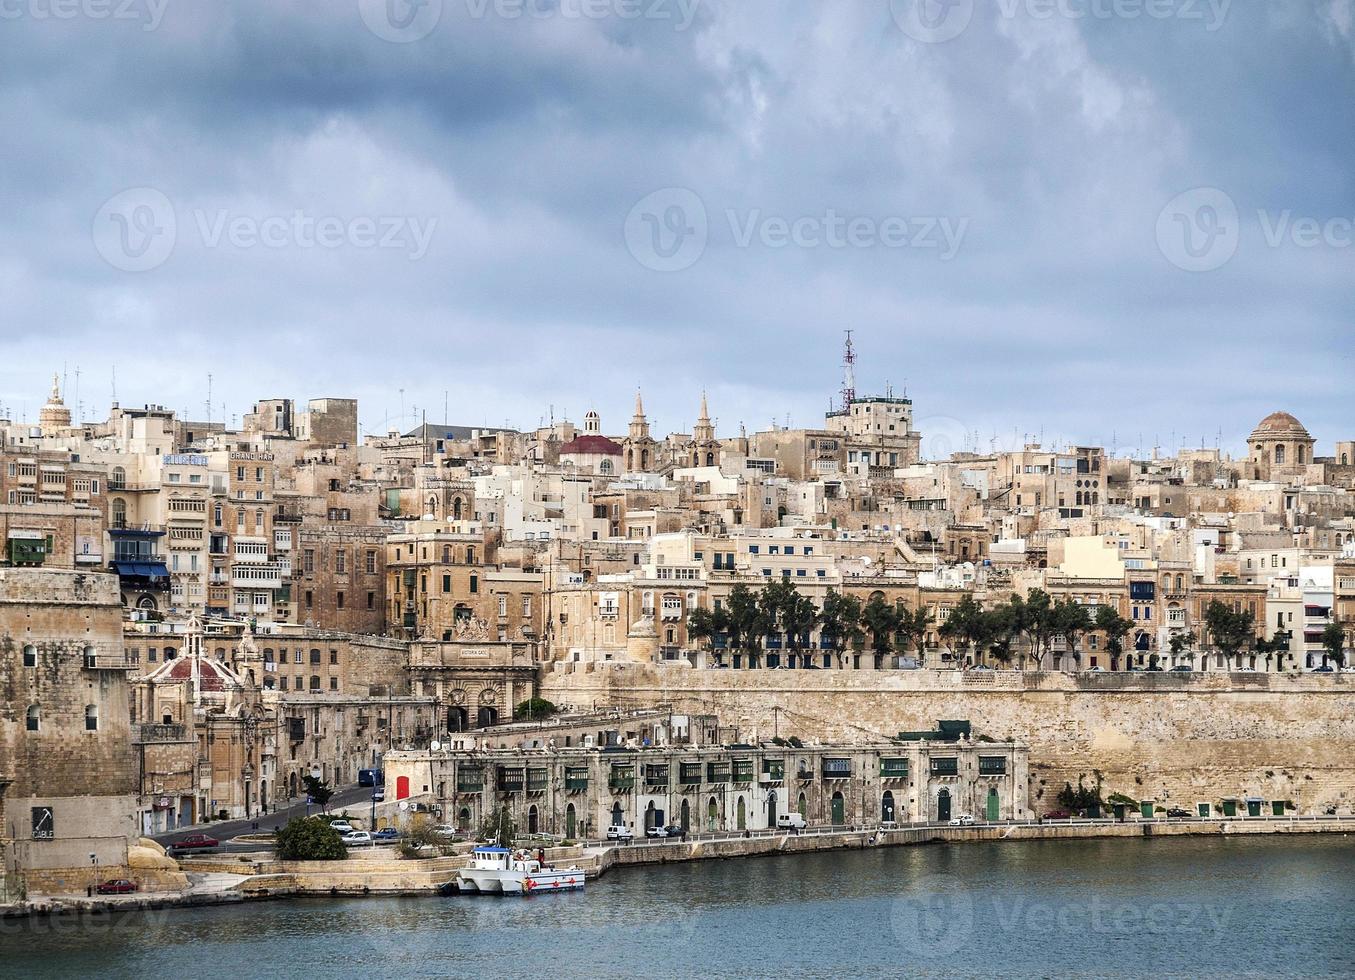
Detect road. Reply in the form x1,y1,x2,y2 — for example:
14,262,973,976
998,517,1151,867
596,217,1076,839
151,784,377,847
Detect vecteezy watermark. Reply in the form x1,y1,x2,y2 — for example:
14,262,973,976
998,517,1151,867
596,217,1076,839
889,0,1231,43
624,187,969,272
359,0,701,42
0,0,169,30
889,875,1233,961
1156,186,1352,272
358,0,442,42
92,188,438,271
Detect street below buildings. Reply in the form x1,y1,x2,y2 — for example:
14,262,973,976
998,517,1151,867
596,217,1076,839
151,784,374,846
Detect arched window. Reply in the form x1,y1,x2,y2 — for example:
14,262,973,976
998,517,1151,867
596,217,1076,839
83,645,97,668
309,675,321,690
599,459,613,475
111,466,126,489
85,704,98,731
1274,445,1285,464
111,497,127,528
26,704,40,732
1297,445,1306,464
22,644,36,667
452,498,463,521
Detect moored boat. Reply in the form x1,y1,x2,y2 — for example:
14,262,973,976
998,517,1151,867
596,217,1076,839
449,845,586,896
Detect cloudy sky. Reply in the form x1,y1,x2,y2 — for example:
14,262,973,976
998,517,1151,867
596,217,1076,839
1,0,1350,458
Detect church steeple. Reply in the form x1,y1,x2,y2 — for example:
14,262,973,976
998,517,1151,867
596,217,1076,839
628,389,650,441
694,391,714,444
39,371,72,435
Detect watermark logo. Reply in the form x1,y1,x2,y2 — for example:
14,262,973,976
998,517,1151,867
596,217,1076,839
359,0,443,42
890,873,974,958
463,0,702,29
624,187,708,272
889,0,974,43
92,187,177,272
0,0,169,30
1156,186,1239,272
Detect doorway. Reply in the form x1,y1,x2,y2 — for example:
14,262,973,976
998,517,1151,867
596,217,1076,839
528,805,539,835
831,791,845,826
881,791,896,823
937,789,951,823
986,787,999,821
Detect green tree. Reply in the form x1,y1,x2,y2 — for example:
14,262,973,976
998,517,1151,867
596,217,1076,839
895,604,933,667
1094,606,1133,667
1205,600,1254,670
819,590,864,667
276,817,347,861
1053,600,1093,666
1321,621,1348,668
1168,630,1195,657
861,594,899,661
515,697,557,720
479,804,516,845
994,594,1031,668
1022,589,1054,669
725,583,768,658
302,774,333,812
941,595,990,666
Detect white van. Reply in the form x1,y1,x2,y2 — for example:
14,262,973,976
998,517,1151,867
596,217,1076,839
776,813,807,830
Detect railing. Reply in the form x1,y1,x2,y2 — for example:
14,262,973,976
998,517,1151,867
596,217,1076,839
82,652,138,670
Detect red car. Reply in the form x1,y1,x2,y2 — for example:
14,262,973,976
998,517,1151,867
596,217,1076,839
170,833,219,851
1043,810,1072,820
96,878,138,895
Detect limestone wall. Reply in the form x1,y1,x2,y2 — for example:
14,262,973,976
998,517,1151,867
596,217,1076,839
541,665,1355,815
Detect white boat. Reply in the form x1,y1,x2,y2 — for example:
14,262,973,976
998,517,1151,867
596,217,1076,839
451,845,587,896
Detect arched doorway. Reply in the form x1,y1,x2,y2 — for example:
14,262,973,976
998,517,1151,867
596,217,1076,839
707,797,718,831
986,787,1000,821
736,797,747,830
447,706,468,732
797,792,807,817
528,805,539,835
396,775,410,801
566,804,577,840
611,802,624,828
937,788,951,823
645,801,658,831
458,807,471,831
881,790,896,823
830,791,845,826
680,799,690,831
476,706,498,728
766,790,777,828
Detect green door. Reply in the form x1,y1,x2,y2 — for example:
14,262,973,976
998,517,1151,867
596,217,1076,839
1247,800,1262,817
737,798,747,830
986,788,999,821
1140,801,1154,819
1272,801,1286,816
565,804,576,840
937,790,951,823
831,792,845,826
1222,800,1237,817
1198,802,1210,817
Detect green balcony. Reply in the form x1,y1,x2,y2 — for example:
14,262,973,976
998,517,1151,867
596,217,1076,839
930,758,959,777
679,763,703,786
457,768,484,793
761,760,785,782
706,763,730,784
978,757,1006,775
527,769,549,793
881,758,909,779
644,766,670,788
609,769,635,792
565,767,589,791
733,759,754,784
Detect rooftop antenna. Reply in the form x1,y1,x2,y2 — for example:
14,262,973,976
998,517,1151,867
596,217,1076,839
840,329,857,409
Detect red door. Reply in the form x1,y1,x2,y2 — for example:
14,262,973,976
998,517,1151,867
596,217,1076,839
396,775,410,800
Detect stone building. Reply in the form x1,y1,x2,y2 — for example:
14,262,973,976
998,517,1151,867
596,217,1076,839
409,633,539,731
0,567,138,898
1247,412,1317,483
383,724,1028,838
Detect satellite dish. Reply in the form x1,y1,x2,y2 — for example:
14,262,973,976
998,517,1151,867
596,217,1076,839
398,801,409,811
430,740,442,751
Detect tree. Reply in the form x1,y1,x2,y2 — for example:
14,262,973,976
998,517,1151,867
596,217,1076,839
515,697,557,720
895,605,933,667
1022,589,1054,669
1052,600,1092,665
302,774,333,812
276,817,346,861
1168,630,1195,657
819,590,864,667
479,804,515,845
1205,600,1254,670
1321,621,1348,668
860,594,899,661
992,594,1030,668
940,594,985,666
684,605,722,655
760,579,818,655
725,583,767,658
1094,606,1132,667
1056,778,1103,817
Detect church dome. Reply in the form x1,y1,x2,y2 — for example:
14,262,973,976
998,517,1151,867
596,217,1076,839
1248,412,1312,442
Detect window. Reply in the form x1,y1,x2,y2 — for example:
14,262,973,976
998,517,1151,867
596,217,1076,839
329,677,339,691
336,591,344,609
498,595,508,617
335,550,346,574
310,675,321,691
522,595,532,617
310,649,322,665
85,704,98,731
26,704,40,732
329,650,339,665
303,549,315,574
366,550,377,574
367,591,375,610
469,574,478,594
22,644,36,667
442,575,451,593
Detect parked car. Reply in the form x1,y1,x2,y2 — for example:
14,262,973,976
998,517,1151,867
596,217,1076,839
430,824,460,839
776,812,807,830
342,830,374,847
329,820,355,834
1166,807,1190,818
1310,665,1336,673
1043,810,1071,820
373,828,401,843
606,824,634,841
645,826,669,839
95,878,138,895
662,825,686,840
170,833,219,852
1169,665,1193,673
371,789,385,803
357,768,384,787
948,814,976,827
